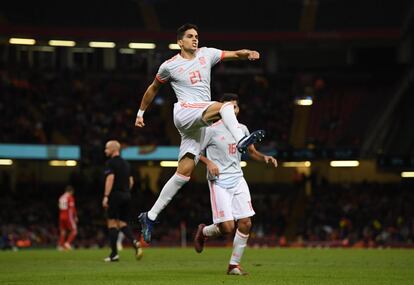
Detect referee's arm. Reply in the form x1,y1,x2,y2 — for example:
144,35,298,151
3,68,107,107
129,176,134,190
102,174,114,208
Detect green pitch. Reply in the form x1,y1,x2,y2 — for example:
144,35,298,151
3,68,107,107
1,247,413,284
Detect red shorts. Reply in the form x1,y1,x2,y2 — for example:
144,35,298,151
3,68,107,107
59,217,77,231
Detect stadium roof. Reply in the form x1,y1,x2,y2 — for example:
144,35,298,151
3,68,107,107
0,0,411,32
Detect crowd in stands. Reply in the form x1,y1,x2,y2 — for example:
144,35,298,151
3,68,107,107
299,181,414,247
3,64,400,157
1,53,411,250
0,63,293,163
1,175,413,249
304,73,396,149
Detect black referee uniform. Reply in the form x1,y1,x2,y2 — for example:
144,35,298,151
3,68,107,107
104,155,132,222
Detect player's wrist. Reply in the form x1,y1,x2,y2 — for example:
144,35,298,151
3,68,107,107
137,109,145,117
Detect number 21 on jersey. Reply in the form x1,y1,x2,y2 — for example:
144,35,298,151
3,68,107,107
189,70,202,84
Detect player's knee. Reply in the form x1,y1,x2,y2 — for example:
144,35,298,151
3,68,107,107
219,101,236,114
238,218,252,233
220,222,235,235
107,219,118,228
203,102,223,123
221,227,234,235
177,154,196,176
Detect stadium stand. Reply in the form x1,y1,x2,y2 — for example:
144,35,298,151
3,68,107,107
1,0,414,250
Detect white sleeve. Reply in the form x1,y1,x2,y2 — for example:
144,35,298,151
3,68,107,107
156,61,170,83
205,47,223,66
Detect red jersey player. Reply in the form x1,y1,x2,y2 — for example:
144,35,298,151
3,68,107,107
58,185,78,250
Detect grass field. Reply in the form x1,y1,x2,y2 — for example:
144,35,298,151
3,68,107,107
1,247,413,284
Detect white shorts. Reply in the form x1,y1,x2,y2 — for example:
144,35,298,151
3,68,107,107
208,177,255,224
173,102,216,162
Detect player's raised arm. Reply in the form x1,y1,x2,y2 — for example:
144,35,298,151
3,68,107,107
247,144,278,167
135,78,163,128
222,49,260,61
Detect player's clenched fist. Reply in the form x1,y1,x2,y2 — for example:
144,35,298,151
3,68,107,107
135,116,145,128
248,50,260,60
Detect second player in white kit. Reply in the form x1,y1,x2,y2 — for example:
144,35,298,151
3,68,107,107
202,120,254,224
194,93,277,275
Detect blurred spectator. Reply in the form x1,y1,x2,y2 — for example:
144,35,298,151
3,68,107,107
1,180,412,248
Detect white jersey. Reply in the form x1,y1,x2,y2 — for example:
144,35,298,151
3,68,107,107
156,47,223,102
201,120,250,188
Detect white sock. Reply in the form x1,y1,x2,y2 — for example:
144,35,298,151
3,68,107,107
229,229,249,265
147,173,190,221
202,224,221,238
219,102,244,142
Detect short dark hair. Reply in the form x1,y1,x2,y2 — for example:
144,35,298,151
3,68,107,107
220,93,239,103
65,185,74,193
177,23,199,40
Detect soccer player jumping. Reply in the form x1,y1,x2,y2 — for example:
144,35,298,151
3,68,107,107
135,23,265,243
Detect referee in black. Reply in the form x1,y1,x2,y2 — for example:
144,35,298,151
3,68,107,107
102,140,143,262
